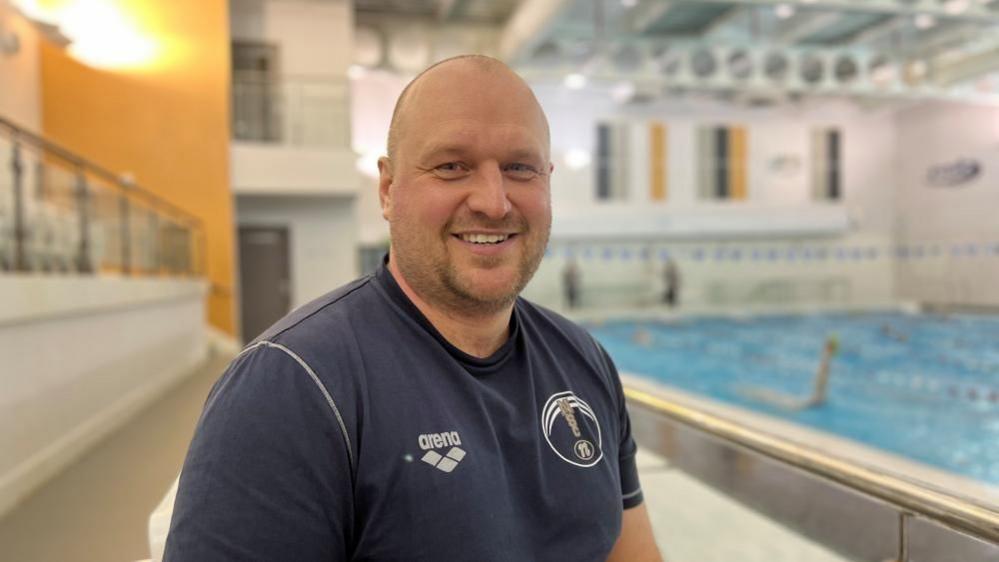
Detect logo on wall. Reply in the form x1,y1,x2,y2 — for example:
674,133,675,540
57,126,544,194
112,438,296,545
541,391,604,468
767,155,802,178
926,158,981,188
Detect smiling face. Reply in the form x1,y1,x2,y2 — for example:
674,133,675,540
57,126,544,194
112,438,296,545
379,58,553,316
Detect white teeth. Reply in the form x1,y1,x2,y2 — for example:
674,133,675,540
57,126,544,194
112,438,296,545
461,233,509,245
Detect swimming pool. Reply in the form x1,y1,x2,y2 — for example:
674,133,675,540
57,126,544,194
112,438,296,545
587,312,999,485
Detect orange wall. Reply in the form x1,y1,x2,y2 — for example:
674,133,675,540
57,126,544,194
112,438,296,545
40,0,236,334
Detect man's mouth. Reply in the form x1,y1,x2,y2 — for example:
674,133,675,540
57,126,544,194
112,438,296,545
454,233,516,245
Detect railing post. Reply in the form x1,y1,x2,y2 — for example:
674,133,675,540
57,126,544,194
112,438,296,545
149,204,159,273
75,167,92,273
119,190,130,275
11,140,27,272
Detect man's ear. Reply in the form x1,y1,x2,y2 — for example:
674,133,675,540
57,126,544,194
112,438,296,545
378,156,393,221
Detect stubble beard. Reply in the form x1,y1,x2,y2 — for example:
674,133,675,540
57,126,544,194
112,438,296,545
391,219,550,318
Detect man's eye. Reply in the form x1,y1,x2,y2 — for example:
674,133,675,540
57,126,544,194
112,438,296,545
504,163,540,181
434,162,468,178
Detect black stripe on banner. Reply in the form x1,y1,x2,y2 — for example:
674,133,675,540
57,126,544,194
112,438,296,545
597,123,611,200
715,127,729,199
828,129,841,200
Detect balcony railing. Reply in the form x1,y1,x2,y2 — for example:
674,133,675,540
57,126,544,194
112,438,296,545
231,72,350,148
0,116,204,277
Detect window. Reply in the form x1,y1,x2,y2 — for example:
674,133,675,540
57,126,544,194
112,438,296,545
697,125,748,201
595,122,630,201
231,41,281,142
812,127,842,201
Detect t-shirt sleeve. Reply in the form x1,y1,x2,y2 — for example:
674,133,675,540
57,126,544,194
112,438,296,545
164,343,355,560
597,343,644,510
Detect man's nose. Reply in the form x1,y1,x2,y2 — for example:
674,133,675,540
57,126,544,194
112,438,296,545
465,163,511,219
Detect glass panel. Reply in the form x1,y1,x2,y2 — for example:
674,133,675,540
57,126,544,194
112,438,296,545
232,73,349,148
87,174,124,274
0,136,14,271
30,159,80,273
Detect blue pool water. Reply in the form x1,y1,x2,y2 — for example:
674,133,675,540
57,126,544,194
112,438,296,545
587,312,999,484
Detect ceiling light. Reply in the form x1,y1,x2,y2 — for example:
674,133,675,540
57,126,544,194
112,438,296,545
564,149,592,171
564,73,587,90
347,65,367,80
621,0,639,7
914,14,937,29
775,4,795,19
611,81,636,103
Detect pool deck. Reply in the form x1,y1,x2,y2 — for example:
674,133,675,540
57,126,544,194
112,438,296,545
636,447,851,562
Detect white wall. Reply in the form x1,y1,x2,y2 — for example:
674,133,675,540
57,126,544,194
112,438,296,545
0,277,207,517
522,88,898,310
236,194,358,307
231,144,361,195
893,101,999,308
0,1,41,128
231,0,353,77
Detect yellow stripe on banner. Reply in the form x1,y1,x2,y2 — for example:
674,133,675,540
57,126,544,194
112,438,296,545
649,123,667,201
729,126,748,200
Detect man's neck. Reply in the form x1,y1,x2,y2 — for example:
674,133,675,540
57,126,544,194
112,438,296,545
387,260,512,359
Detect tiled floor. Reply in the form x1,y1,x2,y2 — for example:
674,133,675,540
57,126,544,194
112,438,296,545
0,350,851,562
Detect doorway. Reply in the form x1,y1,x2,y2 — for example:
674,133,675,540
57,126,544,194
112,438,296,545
238,226,291,343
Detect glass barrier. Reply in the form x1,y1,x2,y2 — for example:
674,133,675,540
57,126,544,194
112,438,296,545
232,73,350,148
0,116,204,278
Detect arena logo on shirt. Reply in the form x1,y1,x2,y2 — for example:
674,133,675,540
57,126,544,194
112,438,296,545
417,431,466,473
541,391,604,468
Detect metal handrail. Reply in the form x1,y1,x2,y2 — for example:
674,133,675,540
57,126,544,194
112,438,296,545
0,115,203,229
0,114,205,275
623,386,999,542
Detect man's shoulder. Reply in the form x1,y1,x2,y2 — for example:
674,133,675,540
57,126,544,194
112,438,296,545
516,298,608,361
250,274,381,350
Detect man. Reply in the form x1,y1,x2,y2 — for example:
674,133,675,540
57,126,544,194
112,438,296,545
165,55,661,561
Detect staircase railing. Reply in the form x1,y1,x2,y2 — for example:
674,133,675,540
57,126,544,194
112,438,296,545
0,115,204,276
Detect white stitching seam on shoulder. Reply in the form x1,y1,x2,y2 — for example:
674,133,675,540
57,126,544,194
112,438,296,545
622,488,643,500
240,340,355,472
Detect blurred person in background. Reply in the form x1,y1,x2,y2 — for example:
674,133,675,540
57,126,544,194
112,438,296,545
164,55,661,561
563,257,580,309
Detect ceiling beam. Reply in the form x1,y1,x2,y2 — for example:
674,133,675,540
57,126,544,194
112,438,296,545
498,0,574,63
777,11,846,44
628,0,674,34
844,15,907,46
935,41,999,85
435,0,462,21
666,0,999,25
702,5,746,40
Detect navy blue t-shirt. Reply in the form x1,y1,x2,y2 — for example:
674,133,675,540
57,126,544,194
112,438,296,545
165,264,643,561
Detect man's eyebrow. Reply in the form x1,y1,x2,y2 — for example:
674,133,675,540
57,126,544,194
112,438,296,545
418,144,469,161
417,144,547,163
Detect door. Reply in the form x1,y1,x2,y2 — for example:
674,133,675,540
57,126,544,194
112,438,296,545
238,226,291,343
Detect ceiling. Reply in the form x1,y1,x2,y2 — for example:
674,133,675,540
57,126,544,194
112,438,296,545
354,0,999,103
354,0,520,24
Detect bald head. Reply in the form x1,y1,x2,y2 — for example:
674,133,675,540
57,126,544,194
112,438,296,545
386,55,550,163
